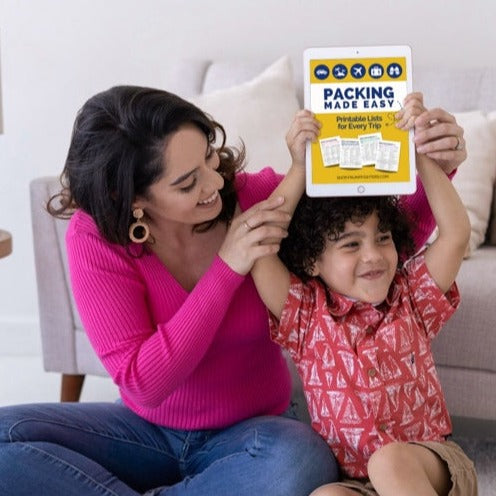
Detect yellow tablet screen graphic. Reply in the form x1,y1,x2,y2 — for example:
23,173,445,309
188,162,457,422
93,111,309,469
304,46,415,197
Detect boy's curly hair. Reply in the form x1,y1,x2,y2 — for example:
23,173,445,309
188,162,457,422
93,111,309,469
278,195,416,282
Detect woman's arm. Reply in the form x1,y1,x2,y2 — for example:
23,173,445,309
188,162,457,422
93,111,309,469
67,228,246,408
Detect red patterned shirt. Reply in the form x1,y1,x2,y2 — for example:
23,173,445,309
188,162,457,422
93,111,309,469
270,255,460,478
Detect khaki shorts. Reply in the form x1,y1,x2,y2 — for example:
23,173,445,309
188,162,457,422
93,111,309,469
334,441,477,496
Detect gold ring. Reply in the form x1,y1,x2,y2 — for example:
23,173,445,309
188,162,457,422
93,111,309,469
454,136,463,151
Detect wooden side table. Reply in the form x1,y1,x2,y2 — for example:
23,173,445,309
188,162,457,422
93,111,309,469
0,229,12,259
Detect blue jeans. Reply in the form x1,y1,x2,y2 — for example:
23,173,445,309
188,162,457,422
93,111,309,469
0,401,338,495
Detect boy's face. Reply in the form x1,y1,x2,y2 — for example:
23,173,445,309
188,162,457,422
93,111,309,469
312,212,398,304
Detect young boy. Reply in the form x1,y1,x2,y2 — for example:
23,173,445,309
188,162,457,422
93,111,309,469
250,98,477,495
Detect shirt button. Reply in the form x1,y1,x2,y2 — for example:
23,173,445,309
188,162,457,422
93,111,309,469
379,423,388,432
368,368,377,377
366,326,374,335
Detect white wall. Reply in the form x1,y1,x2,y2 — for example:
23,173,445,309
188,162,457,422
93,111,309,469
0,0,494,351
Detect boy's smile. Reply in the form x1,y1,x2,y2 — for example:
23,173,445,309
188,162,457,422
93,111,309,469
311,212,398,304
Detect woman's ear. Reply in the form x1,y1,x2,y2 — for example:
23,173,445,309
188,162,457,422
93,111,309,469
132,197,145,211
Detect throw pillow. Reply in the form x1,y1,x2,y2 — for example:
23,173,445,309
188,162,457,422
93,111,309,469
451,111,496,255
189,56,300,174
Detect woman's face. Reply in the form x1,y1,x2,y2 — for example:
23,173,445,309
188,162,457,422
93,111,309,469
135,123,224,228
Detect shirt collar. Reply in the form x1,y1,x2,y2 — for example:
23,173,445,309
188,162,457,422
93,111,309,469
325,271,402,317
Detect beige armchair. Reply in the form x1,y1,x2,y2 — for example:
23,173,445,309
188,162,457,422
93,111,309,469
30,176,108,401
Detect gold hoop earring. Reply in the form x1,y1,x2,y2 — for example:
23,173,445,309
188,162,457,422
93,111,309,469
128,208,150,244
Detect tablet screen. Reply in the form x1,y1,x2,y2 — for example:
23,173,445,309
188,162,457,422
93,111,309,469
304,45,415,197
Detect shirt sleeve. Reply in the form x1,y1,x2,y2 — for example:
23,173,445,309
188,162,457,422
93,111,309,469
269,274,323,361
67,225,245,408
404,255,460,340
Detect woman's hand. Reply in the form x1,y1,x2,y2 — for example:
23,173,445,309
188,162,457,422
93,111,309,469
286,109,321,168
218,196,291,275
395,92,467,174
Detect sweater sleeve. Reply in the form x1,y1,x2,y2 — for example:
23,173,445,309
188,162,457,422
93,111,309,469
236,167,283,211
67,224,245,408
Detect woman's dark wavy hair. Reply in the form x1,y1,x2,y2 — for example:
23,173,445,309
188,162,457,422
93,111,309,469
279,194,416,282
48,86,244,245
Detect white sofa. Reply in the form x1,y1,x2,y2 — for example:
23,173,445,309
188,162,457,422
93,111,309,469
30,56,496,494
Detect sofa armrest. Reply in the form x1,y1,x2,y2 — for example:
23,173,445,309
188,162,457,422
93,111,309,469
30,176,78,372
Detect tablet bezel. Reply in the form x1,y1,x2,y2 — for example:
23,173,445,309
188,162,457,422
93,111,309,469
304,45,415,197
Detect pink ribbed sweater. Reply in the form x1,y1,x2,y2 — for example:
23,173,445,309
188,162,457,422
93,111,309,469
66,168,435,429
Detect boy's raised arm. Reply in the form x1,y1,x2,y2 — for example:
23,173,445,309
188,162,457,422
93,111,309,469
414,109,470,293
251,111,320,319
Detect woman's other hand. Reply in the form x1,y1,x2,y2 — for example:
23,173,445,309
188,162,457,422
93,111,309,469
396,92,466,174
218,196,290,275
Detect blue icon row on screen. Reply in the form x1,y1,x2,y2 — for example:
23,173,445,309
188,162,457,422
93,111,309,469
314,63,402,80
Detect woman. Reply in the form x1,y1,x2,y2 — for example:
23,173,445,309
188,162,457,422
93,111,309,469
0,87,465,495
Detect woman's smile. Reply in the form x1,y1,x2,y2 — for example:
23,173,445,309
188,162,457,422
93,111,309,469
198,190,220,207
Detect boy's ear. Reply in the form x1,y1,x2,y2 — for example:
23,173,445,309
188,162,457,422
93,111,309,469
310,261,320,277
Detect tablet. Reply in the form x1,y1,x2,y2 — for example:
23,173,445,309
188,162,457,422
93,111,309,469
303,45,415,197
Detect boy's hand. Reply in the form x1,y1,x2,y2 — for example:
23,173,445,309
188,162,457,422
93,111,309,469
286,110,321,168
395,92,466,174
395,92,426,130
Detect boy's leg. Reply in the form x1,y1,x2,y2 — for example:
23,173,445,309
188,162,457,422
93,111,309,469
368,442,447,495
367,441,477,496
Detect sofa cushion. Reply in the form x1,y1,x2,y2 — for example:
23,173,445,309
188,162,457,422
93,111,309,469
451,111,496,255
487,111,496,245
189,56,300,174
431,247,496,416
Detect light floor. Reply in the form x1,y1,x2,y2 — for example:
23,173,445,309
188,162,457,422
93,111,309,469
0,354,119,407
0,324,119,406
